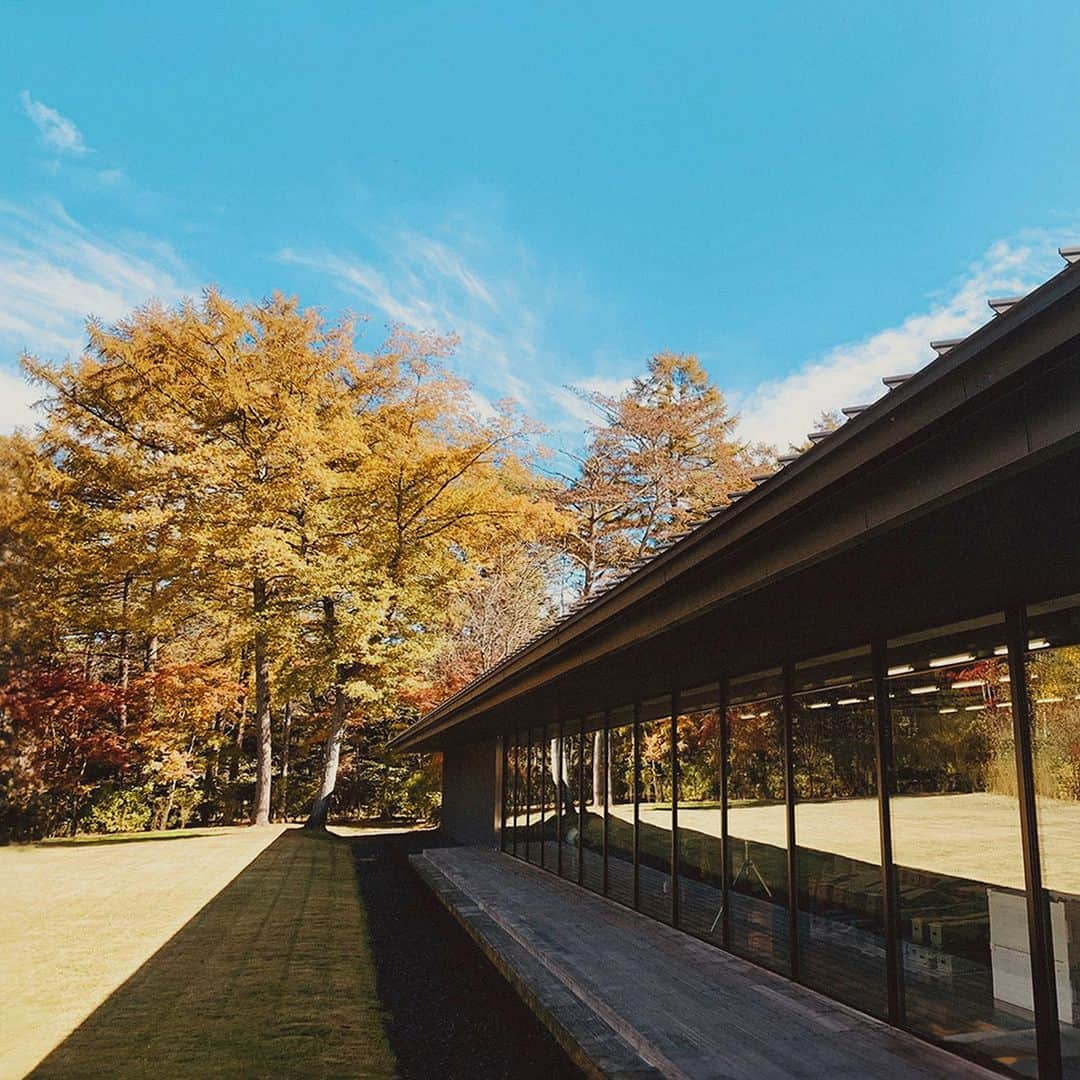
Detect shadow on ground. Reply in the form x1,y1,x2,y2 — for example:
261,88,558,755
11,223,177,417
38,831,231,848
346,829,583,1080
28,830,396,1080
26,828,580,1080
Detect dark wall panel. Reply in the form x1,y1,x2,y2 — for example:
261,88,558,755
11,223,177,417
442,738,498,847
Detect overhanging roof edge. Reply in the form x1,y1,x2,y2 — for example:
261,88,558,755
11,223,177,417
390,256,1080,752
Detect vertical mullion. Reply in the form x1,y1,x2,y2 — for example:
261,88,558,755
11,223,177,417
525,730,532,864
1007,606,1062,1080
577,718,585,887
633,702,641,911
540,728,548,870
670,691,680,928
500,732,508,852
718,678,730,947
556,719,564,878
512,730,520,859
602,712,610,896
783,663,799,981
872,640,903,1025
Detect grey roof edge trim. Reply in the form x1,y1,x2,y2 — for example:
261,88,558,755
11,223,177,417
389,254,1080,751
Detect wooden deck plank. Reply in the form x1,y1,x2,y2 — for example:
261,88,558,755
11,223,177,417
414,846,998,1080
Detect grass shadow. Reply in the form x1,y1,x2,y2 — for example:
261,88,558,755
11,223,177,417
39,830,232,848
28,830,397,1080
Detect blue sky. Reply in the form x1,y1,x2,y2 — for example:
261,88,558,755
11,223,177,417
2,2,1080,448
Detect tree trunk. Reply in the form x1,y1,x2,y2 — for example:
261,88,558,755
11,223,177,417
250,576,273,826
202,712,220,825
305,689,349,829
277,700,292,821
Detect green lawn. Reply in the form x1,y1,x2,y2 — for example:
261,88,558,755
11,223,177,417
0,827,397,1080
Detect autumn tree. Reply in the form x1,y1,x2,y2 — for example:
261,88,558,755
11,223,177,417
559,352,770,597
301,331,561,827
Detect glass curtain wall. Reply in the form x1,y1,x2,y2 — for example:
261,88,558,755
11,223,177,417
606,706,636,908
581,713,605,893
726,669,790,973
676,684,724,941
638,696,674,924
1026,597,1080,1080
887,616,1036,1076
497,595,1080,1079
559,721,581,883
791,650,888,1018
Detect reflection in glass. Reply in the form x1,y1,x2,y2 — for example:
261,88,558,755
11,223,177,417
791,651,887,1018
506,732,521,856
606,712,636,908
638,700,673,924
581,717,605,893
527,729,542,866
1026,599,1080,1079
727,670,790,973
543,723,559,870
888,617,1036,1076
675,692,723,940
559,723,581,882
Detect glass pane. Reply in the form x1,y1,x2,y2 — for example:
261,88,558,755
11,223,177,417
526,729,542,866
606,711,636,907
888,617,1036,1076
639,706,673,924
792,651,888,1018
542,723,559,870
676,703,724,941
512,732,525,858
501,734,512,853
581,716,605,893
727,670,790,973
1026,599,1080,1080
559,724,581,882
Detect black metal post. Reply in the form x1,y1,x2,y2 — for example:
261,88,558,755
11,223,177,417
1007,606,1062,1080
782,664,799,980
719,678,730,947
872,641,903,1025
540,729,548,870
577,718,585,887
633,702,641,911
670,690,680,928
525,729,532,864
500,731,508,852
556,719,563,878
602,712,610,896
512,729,520,859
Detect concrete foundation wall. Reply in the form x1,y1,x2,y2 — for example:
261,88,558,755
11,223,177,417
441,737,500,847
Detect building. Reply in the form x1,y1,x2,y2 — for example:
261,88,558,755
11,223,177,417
391,247,1080,1079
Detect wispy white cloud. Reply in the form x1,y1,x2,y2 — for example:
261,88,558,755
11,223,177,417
0,366,40,433
547,375,635,427
0,200,196,432
732,236,1065,449
281,216,1071,457
19,91,90,155
279,225,551,415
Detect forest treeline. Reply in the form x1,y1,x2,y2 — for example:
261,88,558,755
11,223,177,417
0,289,772,841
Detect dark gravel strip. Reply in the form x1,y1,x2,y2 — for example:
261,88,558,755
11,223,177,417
347,830,584,1080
